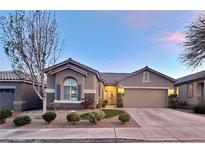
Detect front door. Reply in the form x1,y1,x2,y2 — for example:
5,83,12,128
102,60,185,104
104,86,116,105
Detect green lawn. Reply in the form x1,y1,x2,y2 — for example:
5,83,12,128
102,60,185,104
80,109,125,119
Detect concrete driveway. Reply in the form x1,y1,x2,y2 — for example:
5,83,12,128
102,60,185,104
120,108,205,142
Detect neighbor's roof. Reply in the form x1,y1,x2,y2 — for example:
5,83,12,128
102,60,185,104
0,71,28,81
100,73,130,85
176,70,205,85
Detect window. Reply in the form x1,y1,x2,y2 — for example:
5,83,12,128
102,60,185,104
143,71,150,82
187,83,193,98
64,78,78,100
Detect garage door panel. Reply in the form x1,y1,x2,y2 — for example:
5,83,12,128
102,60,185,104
124,89,167,108
0,89,14,110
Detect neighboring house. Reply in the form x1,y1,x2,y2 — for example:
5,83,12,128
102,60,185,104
0,71,42,111
44,58,176,109
175,70,205,106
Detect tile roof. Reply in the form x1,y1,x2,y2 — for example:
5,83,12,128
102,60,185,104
100,72,130,85
0,71,28,81
176,70,205,85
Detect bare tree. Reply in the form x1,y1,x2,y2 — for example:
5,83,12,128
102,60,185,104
0,11,63,113
180,13,205,69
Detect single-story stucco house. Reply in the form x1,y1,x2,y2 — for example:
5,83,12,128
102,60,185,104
175,70,205,107
0,71,42,111
44,58,176,109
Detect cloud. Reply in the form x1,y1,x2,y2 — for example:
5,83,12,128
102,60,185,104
157,32,185,42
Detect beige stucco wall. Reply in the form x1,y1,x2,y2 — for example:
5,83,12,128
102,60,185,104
116,70,173,108
54,69,84,100
117,70,174,89
178,79,205,106
46,64,102,107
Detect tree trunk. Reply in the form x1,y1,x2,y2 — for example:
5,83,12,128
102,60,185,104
43,97,47,114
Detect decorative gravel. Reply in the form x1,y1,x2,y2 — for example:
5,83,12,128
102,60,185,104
0,110,139,129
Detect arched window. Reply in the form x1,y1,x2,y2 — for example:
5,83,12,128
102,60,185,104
64,78,78,100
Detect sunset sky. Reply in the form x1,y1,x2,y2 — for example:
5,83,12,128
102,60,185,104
0,11,204,78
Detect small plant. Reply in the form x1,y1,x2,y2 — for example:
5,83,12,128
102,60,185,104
94,110,105,121
87,112,97,124
178,100,187,106
0,110,7,124
168,100,178,109
168,94,179,108
13,116,31,126
102,100,108,108
0,109,12,124
67,112,80,125
116,93,124,108
193,104,205,114
118,112,130,123
4,109,12,118
96,99,103,109
42,112,57,124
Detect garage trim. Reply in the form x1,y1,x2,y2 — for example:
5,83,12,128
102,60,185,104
0,86,16,89
123,86,169,90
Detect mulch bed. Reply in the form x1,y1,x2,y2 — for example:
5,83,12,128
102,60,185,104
0,110,140,129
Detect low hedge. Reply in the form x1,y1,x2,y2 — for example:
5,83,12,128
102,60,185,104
118,112,130,123
193,104,205,114
13,116,31,126
0,109,12,124
42,112,57,124
94,110,105,121
67,112,80,125
87,112,97,124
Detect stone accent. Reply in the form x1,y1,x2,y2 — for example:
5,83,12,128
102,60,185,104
84,93,96,109
46,93,55,103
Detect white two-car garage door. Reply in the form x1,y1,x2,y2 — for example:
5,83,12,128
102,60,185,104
124,88,168,108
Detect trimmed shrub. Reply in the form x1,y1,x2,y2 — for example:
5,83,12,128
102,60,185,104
42,112,57,124
102,100,108,108
178,100,187,106
168,94,179,108
116,93,124,108
94,110,105,121
168,100,178,109
66,112,80,125
118,112,130,123
0,110,7,124
87,112,97,124
0,109,12,124
13,116,31,126
193,104,205,114
4,109,12,118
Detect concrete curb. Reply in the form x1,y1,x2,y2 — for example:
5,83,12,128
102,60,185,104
1,138,205,143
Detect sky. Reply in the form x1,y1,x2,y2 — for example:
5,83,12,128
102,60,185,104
0,10,204,79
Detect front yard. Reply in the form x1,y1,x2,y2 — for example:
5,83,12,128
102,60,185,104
0,109,139,129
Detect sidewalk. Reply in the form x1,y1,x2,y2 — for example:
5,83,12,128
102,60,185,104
1,127,205,142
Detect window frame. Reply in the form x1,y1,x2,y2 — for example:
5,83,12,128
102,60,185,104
187,83,193,98
63,78,78,100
